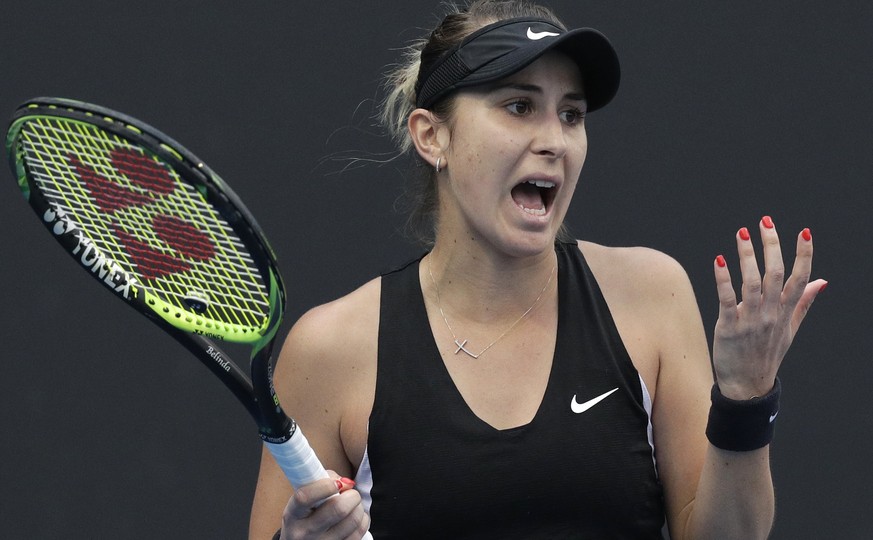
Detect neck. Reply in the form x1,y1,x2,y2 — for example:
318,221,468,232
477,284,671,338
423,239,558,326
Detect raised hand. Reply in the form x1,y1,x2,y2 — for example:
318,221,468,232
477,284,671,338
711,216,827,400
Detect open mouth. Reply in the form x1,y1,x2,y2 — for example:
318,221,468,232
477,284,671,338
510,179,557,216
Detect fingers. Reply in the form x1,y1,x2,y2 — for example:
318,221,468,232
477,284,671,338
737,225,763,310
716,217,814,314
759,216,786,311
328,495,371,540
309,489,367,539
282,474,367,540
714,254,738,326
784,225,824,334
288,477,342,519
712,217,825,397
782,227,814,309
715,216,827,341
790,279,828,332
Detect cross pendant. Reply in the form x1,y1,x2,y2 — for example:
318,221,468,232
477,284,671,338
453,339,479,359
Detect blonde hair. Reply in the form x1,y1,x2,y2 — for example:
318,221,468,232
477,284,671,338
380,0,567,245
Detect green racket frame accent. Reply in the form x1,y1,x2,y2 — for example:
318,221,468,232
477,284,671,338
6,99,286,346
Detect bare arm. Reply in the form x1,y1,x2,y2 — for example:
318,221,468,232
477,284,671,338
596,217,824,539
654,218,825,539
249,281,379,540
684,218,825,539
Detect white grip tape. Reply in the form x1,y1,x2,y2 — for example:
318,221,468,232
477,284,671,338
266,429,374,539
265,427,328,489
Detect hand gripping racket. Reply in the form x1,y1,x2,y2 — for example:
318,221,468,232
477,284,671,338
5,97,327,492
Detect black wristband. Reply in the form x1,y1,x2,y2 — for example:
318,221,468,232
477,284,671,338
706,377,781,452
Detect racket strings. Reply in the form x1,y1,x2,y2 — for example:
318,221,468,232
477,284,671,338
21,117,272,332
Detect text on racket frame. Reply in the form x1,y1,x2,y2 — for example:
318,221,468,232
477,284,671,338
43,207,139,300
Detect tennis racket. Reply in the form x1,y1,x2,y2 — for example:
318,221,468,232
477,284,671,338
4,97,326,491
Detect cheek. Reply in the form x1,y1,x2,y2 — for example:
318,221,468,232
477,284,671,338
569,135,588,170
573,128,589,155
452,133,495,174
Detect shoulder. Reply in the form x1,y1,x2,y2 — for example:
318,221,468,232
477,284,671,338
272,277,382,473
577,240,694,305
276,276,382,401
285,277,382,364
573,240,708,392
579,241,715,533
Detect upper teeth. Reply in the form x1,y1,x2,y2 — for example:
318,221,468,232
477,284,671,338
526,180,555,188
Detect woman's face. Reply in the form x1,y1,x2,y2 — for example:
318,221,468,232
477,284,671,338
437,50,588,258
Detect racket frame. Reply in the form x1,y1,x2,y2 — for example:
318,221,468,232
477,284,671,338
6,97,294,443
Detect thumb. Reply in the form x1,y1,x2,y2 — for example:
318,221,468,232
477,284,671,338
790,278,827,333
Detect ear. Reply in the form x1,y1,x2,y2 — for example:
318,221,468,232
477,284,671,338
408,108,450,169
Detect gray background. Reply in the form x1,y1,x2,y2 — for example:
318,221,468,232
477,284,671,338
0,1,869,537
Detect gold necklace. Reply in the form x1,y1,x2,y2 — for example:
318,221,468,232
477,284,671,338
426,258,556,359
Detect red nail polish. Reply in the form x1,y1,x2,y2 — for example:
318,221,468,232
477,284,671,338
336,478,356,493
818,282,828,294
716,255,726,268
762,216,774,229
738,227,750,241
802,228,812,241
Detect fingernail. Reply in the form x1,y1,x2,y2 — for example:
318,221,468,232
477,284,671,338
738,227,750,241
762,215,774,229
802,228,812,241
818,282,828,294
336,477,356,493
716,255,726,268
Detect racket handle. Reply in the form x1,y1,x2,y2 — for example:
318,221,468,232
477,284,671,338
265,429,375,540
265,427,328,489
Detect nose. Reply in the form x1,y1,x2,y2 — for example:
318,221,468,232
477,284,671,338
530,115,569,159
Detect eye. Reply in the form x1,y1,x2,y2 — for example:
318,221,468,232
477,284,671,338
560,107,586,126
506,100,532,116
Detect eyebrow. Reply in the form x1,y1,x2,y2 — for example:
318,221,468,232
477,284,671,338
487,82,586,103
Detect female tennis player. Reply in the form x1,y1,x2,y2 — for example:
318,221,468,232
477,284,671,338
250,1,826,538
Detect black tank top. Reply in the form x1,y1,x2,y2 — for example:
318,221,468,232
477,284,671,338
360,242,665,538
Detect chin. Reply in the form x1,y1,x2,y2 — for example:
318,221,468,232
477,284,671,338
499,230,558,259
